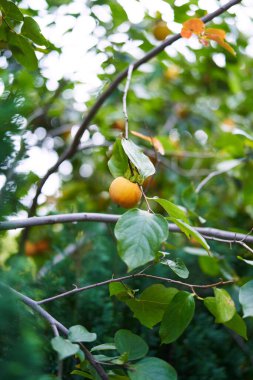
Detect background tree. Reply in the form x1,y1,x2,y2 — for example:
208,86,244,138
1,0,253,379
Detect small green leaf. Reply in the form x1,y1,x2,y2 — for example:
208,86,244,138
51,336,79,360
214,288,236,323
125,285,178,328
108,139,129,178
161,258,189,279
121,138,155,182
91,343,116,352
159,291,195,344
170,218,210,253
0,0,23,21
114,330,148,361
204,290,236,324
239,280,253,318
21,16,48,46
115,209,168,271
68,325,97,343
149,197,188,223
128,357,177,380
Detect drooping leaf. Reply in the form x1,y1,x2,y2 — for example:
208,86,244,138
8,32,38,70
51,336,79,360
205,28,236,55
114,330,148,361
128,357,177,380
115,209,168,271
125,285,178,328
121,138,155,182
170,218,210,253
159,291,195,344
239,280,253,318
161,258,189,279
150,197,188,223
198,256,220,277
68,325,97,343
21,16,48,46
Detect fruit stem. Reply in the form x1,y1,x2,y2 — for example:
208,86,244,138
140,186,153,213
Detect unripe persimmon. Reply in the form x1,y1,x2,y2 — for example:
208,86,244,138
109,177,142,209
153,21,171,41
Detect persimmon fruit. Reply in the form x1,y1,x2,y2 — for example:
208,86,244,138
109,177,142,208
153,21,171,41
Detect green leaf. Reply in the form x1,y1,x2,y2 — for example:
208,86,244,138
198,256,220,277
149,197,188,223
125,285,178,328
114,330,148,361
91,343,116,352
161,258,189,279
128,357,177,380
68,325,97,343
121,138,155,182
0,0,23,21
109,282,127,296
51,336,79,360
239,280,253,318
224,313,248,340
214,288,236,323
115,209,169,271
21,16,48,46
71,370,93,379
159,291,195,344
204,289,236,323
8,32,38,70
170,218,210,253
108,139,129,178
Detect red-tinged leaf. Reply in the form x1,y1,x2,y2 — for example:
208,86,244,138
181,18,205,39
131,130,165,155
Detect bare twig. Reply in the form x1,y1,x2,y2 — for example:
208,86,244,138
36,275,235,305
27,0,242,218
3,285,108,380
123,64,134,140
1,212,253,244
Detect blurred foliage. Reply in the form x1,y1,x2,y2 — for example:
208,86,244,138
1,0,253,379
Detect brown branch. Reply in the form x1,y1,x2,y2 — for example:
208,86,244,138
2,211,253,244
27,0,242,218
37,275,235,305
3,285,108,380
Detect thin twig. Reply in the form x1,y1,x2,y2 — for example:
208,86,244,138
2,212,253,244
123,64,134,140
36,275,235,305
26,0,242,218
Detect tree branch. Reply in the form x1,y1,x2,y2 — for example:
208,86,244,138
27,0,242,218
2,211,253,244
3,284,108,380
37,275,235,305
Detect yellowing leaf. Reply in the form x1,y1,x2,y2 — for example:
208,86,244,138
181,18,205,39
131,130,165,155
204,28,236,56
